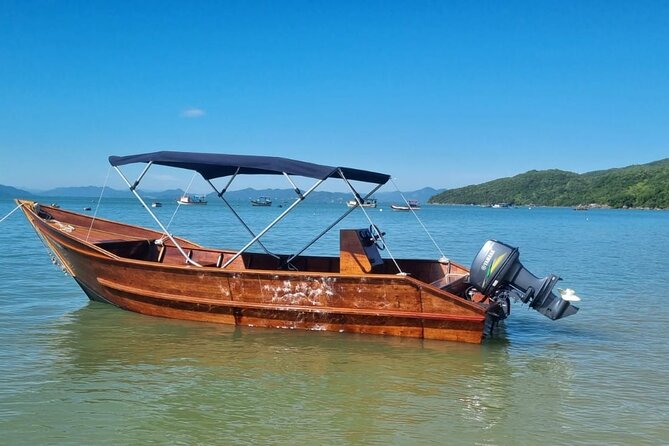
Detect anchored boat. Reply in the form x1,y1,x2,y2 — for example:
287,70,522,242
251,196,272,206
391,200,420,211
177,194,207,205
346,198,377,208
16,151,579,343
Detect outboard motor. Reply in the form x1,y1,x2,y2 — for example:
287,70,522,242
469,240,579,321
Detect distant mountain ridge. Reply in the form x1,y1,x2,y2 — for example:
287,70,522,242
0,185,33,198
429,158,669,209
1,185,443,204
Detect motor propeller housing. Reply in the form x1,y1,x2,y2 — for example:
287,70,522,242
469,240,579,321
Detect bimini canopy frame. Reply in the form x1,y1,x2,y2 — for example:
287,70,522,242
108,151,399,270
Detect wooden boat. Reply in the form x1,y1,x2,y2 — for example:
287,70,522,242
177,194,207,205
250,196,272,206
346,198,377,208
391,200,420,211
16,151,578,344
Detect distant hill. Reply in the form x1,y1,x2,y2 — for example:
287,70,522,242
220,187,443,203
39,186,133,198
35,187,184,199
16,185,439,204
375,187,444,203
0,184,33,198
429,158,669,209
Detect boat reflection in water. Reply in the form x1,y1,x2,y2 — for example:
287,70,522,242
42,300,578,444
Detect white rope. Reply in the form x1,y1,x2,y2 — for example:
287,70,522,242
0,202,24,224
52,220,75,233
86,166,111,241
390,178,449,263
165,171,197,232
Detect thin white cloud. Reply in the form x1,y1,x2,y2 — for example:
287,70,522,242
181,107,206,118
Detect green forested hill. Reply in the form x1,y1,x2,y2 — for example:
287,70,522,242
429,158,669,208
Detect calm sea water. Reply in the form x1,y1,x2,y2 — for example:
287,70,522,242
1,197,668,445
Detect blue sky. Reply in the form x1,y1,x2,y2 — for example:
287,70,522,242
1,0,667,192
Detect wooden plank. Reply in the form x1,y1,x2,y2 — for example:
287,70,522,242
339,229,373,274
97,277,485,322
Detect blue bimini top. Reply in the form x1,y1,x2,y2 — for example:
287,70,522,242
109,151,391,185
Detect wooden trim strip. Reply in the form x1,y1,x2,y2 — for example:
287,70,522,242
97,277,486,323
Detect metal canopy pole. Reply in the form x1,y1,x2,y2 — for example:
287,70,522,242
205,178,279,259
283,172,303,198
113,165,201,267
338,169,404,275
287,182,385,263
130,161,153,190
221,176,325,269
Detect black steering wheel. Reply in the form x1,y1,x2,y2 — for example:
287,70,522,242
369,224,386,250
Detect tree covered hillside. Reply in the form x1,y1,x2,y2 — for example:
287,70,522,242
429,158,669,208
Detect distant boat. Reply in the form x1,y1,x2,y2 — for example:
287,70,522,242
391,200,420,211
151,202,162,208
346,198,377,208
83,207,92,211
492,203,510,208
574,204,589,211
177,194,207,205
250,196,272,206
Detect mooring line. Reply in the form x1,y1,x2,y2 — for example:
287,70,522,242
0,202,24,224
86,166,112,242
390,178,449,264
166,171,197,231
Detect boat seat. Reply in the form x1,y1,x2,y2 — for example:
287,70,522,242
188,249,223,267
430,273,468,289
160,246,189,265
157,245,245,269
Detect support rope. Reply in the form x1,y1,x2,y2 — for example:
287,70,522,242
339,170,405,275
390,178,449,264
165,171,198,232
0,202,24,224
86,166,111,241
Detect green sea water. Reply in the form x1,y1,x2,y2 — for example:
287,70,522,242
1,198,667,445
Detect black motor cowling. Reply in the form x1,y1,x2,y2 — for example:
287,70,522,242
469,240,579,321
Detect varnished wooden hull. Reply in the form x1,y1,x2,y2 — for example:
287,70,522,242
18,200,489,343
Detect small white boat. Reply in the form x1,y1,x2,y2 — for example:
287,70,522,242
391,200,420,211
151,202,162,208
250,196,272,206
177,194,207,205
346,198,377,208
